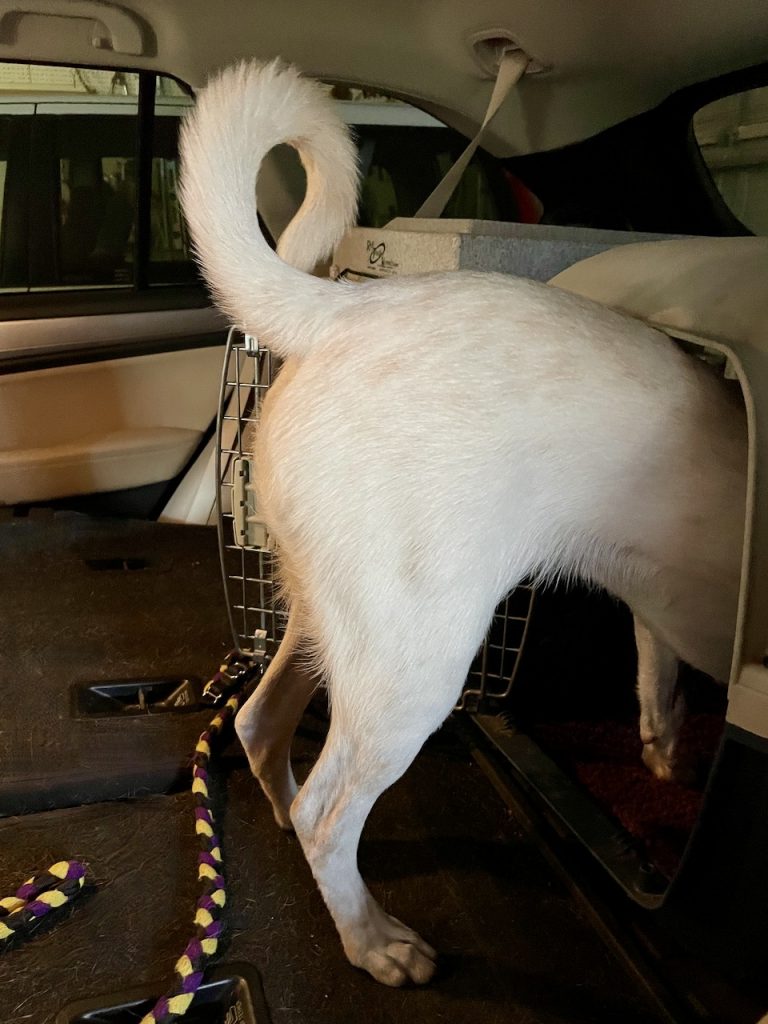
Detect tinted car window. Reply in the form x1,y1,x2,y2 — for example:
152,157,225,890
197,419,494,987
51,107,138,287
0,63,528,298
0,110,30,291
354,124,508,226
150,81,196,285
0,62,197,293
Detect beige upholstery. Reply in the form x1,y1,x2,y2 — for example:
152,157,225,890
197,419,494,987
0,346,223,503
1,1,766,157
551,237,768,352
0,426,200,503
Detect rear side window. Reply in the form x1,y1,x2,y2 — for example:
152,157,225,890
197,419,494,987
0,109,30,291
0,62,196,294
694,84,768,234
266,88,535,232
0,64,537,299
51,100,138,287
332,90,519,226
150,80,195,284
352,124,508,226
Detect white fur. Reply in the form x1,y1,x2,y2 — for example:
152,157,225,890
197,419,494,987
181,60,748,986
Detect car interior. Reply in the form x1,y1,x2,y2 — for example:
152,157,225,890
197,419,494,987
1,3,768,1023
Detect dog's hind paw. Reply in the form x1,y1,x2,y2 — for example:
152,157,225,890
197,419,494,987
359,940,437,986
345,911,437,986
642,740,695,786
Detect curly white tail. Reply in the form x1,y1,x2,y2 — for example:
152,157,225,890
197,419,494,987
179,60,360,357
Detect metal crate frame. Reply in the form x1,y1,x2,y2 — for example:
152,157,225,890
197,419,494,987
217,328,287,662
216,328,535,708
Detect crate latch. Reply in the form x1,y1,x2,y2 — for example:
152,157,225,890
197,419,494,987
232,456,268,549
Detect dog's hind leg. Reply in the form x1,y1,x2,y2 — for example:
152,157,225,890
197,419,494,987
289,632,475,986
235,606,317,829
634,616,690,783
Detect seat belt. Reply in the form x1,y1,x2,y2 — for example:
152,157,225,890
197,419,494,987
414,48,529,220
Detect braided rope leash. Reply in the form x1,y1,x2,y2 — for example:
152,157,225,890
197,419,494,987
140,652,259,1024
0,860,86,947
0,653,257,1020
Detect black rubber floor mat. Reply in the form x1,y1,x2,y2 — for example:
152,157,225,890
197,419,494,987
0,720,666,1024
0,514,232,816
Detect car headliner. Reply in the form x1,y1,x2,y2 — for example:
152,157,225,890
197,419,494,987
1,0,768,155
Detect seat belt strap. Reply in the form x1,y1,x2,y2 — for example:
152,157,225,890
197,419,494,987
414,48,529,220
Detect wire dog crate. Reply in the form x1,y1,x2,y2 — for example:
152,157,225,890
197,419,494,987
217,329,286,665
216,328,535,710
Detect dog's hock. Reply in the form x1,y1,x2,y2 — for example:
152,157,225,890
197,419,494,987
234,608,316,829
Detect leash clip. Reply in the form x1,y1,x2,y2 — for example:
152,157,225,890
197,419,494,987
201,650,262,705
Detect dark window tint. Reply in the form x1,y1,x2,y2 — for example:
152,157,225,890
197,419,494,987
50,110,138,287
0,113,29,290
36,77,197,289
149,82,197,285
355,124,511,227
0,63,198,293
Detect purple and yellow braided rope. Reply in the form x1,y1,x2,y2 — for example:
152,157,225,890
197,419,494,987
0,860,86,947
139,655,253,1024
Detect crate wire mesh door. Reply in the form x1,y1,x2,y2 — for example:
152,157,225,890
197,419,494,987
216,327,535,706
457,584,535,711
217,328,286,662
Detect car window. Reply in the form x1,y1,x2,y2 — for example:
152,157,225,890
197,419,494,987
350,125,507,225
0,108,30,291
150,78,196,285
693,84,768,234
0,62,196,294
50,99,138,287
0,63,532,300
331,89,517,226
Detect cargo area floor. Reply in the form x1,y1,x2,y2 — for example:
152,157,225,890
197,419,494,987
0,515,668,1024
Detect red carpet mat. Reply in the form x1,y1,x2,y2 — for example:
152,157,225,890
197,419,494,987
532,710,725,878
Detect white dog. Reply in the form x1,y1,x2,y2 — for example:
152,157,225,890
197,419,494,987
180,61,747,986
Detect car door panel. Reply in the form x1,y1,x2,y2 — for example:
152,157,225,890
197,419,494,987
0,344,224,504
0,305,224,361
0,64,227,509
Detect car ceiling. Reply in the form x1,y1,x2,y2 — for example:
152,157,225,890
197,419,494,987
3,0,768,155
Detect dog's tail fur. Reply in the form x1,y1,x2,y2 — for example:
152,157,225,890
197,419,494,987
179,60,360,357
